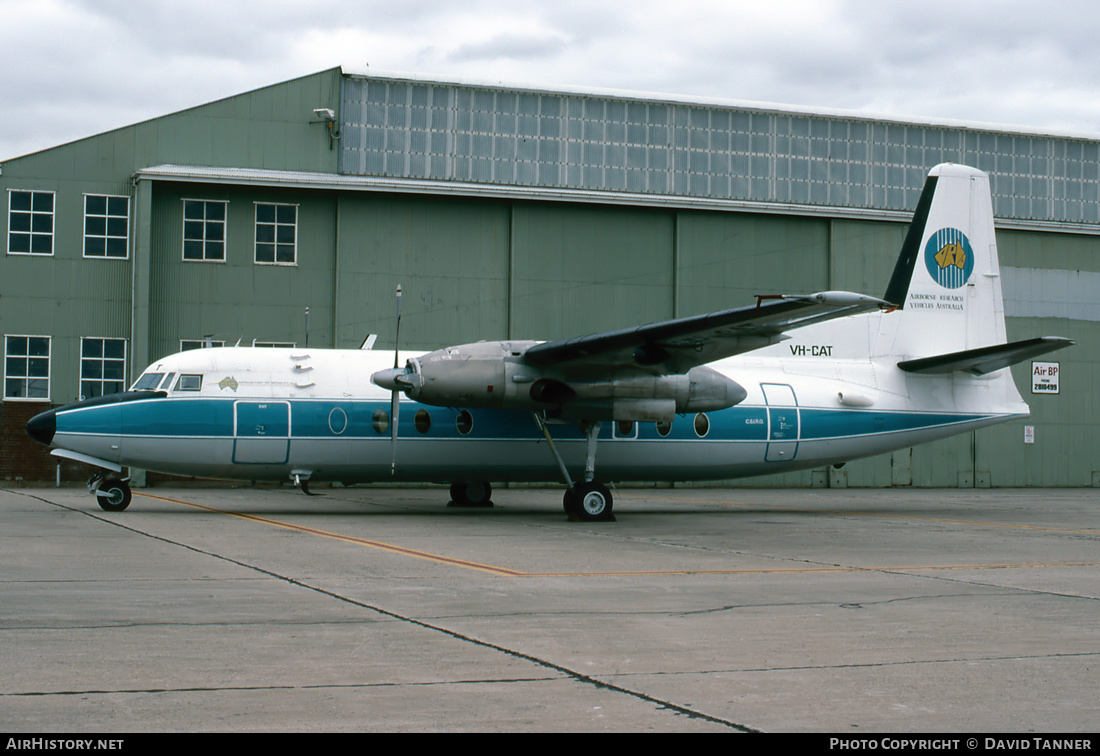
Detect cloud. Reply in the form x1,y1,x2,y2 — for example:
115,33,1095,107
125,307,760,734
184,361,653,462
2,0,1098,160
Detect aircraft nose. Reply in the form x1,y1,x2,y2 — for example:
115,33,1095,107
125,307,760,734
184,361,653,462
26,409,57,446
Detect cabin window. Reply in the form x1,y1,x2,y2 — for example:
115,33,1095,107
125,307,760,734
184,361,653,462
79,337,127,400
656,419,673,437
83,195,129,258
3,335,50,401
182,200,227,261
456,409,473,435
414,409,431,434
693,413,710,438
371,409,389,434
254,203,297,265
615,420,636,437
175,374,203,392
7,190,54,255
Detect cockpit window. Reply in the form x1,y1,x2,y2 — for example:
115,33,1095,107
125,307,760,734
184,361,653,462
132,372,164,391
175,374,202,392
158,372,176,390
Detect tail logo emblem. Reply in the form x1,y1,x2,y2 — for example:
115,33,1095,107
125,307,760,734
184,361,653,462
924,228,974,289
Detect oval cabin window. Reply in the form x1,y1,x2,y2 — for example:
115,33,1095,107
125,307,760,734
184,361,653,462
414,409,432,434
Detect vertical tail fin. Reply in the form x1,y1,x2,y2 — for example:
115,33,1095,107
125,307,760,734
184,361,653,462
879,163,1006,358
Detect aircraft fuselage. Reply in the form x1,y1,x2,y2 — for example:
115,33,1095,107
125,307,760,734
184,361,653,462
27,343,1021,486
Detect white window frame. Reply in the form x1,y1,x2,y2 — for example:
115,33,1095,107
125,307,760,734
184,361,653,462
79,337,128,400
252,340,296,348
180,338,226,351
254,202,298,266
4,334,51,402
7,189,55,256
182,199,228,262
83,194,130,259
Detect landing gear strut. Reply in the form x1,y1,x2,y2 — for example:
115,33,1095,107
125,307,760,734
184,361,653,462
534,414,615,522
89,473,132,512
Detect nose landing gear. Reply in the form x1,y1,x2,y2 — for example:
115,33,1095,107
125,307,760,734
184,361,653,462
89,474,132,512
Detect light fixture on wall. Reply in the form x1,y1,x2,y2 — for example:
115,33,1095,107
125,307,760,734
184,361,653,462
311,108,340,150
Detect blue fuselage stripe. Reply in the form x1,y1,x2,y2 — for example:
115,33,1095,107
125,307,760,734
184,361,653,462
54,397,992,443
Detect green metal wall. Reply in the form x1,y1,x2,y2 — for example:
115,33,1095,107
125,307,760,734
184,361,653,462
1,66,1094,487
128,189,1100,488
146,182,338,358
1,69,344,398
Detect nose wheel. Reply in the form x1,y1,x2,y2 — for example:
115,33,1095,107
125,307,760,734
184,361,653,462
92,477,132,512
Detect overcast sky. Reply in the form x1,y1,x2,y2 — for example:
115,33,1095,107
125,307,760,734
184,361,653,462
3,0,1100,161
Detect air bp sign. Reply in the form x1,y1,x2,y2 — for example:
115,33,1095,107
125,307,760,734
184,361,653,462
1032,362,1060,394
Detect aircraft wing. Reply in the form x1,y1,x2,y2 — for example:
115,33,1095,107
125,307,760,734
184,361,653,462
523,291,890,374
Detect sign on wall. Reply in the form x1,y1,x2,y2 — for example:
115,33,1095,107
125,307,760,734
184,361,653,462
1032,362,1060,394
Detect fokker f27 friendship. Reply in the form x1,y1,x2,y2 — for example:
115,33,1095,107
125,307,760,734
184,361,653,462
26,164,1071,520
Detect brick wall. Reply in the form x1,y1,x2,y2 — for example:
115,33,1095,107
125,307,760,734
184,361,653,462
1,403,93,483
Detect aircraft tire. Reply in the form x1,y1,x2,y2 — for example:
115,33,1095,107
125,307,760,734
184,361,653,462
96,479,132,512
563,487,578,515
449,481,493,507
572,481,614,522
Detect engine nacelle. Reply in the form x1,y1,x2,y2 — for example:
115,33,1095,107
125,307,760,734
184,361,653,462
373,341,747,422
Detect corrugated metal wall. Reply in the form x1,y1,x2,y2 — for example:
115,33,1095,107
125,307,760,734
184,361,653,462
2,67,1095,487
341,74,1100,229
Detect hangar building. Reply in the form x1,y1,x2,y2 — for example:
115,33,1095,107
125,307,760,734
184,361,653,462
2,67,1096,487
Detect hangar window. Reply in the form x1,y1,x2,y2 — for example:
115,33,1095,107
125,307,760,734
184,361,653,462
254,203,297,265
79,338,126,400
182,200,227,261
4,335,50,401
181,339,225,351
7,190,54,256
83,195,129,258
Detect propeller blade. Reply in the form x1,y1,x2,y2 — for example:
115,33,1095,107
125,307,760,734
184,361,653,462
390,285,402,476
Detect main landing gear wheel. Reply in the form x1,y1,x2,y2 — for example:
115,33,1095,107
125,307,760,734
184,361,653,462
449,481,493,508
96,479,132,512
565,481,614,522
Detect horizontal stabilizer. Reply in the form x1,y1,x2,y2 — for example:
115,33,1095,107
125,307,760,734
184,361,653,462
897,337,1073,376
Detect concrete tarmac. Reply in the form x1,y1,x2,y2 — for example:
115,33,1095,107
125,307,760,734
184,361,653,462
1,484,1097,733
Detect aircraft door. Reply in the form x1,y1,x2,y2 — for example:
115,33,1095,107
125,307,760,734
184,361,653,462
233,401,290,464
762,383,799,462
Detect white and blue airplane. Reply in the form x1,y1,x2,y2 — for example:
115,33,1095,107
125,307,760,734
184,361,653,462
26,164,1070,519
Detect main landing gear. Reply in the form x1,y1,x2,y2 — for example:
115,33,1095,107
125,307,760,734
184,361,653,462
449,480,494,507
89,473,132,512
534,414,615,522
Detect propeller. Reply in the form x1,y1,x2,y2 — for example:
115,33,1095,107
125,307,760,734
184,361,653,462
390,285,402,475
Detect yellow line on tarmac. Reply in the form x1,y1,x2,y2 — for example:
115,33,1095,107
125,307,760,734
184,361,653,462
136,492,526,577
137,492,1100,578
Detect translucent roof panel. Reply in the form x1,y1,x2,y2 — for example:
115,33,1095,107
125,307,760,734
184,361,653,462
340,75,1100,230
